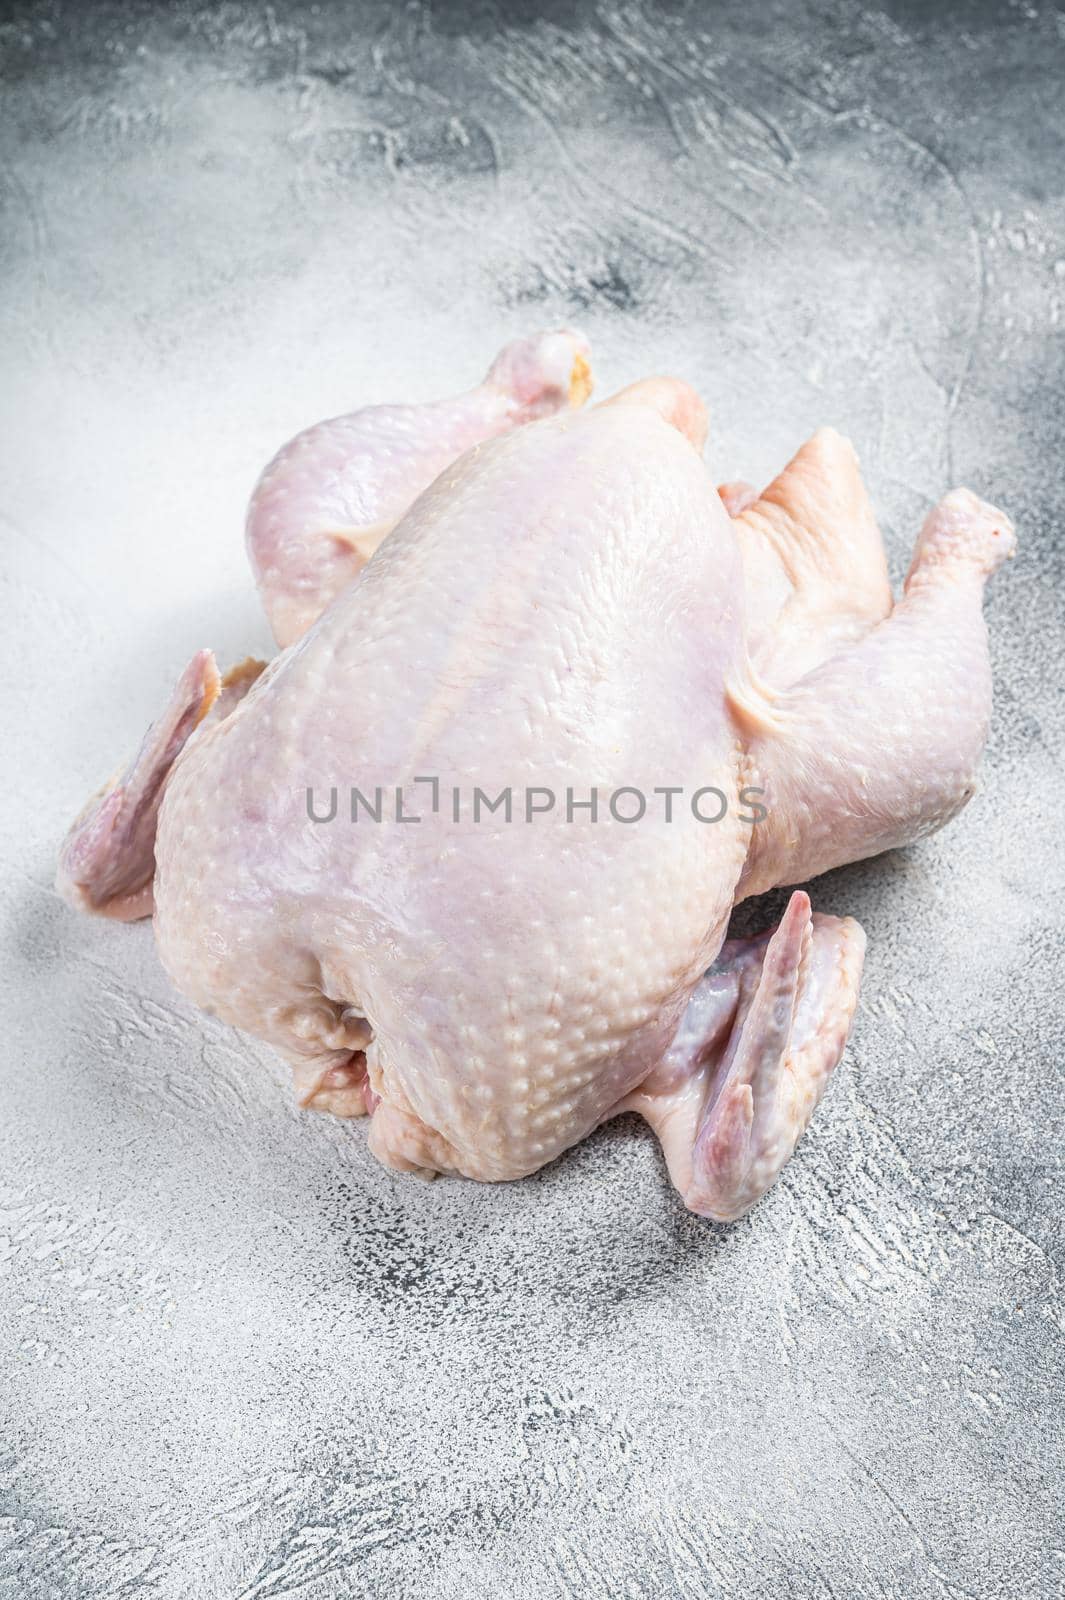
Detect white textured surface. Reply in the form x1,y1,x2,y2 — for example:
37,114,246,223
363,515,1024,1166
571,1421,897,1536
1,1,1062,1595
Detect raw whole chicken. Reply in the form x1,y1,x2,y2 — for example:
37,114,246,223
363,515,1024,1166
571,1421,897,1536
57,331,1015,1221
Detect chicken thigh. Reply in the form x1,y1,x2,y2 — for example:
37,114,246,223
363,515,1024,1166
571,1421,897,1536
248,329,592,646
58,353,1014,1220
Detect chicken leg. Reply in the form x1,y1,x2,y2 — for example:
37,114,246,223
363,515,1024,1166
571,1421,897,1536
247,328,593,646
743,487,1015,896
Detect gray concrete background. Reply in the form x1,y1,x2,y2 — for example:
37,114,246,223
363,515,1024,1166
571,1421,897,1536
1,1,1062,1595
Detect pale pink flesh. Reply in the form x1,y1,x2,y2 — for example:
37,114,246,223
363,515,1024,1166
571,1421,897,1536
56,653,264,920
59,354,1015,1221
620,892,865,1220
727,427,895,685
742,486,1015,896
717,480,759,517
246,328,593,646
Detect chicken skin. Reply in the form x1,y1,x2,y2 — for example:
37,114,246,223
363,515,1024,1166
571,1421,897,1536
58,339,1014,1220
247,329,592,647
